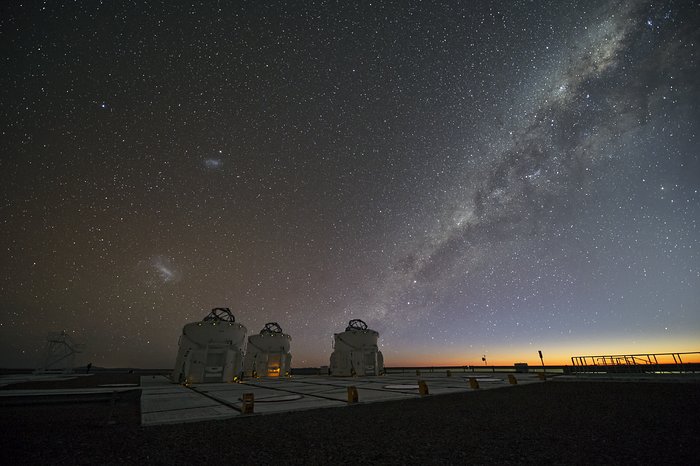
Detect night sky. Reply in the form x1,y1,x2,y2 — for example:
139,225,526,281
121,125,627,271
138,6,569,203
1,1,698,368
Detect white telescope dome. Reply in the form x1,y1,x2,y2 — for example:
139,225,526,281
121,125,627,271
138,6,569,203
171,308,247,384
330,319,384,376
243,322,292,377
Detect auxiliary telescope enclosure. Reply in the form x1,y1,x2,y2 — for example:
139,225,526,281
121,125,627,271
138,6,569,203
330,319,384,376
243,322,292,377
171,308,247,384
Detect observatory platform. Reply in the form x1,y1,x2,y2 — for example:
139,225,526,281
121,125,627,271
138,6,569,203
140,372,546,426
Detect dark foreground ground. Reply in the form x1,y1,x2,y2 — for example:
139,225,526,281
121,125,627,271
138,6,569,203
1,377,698,465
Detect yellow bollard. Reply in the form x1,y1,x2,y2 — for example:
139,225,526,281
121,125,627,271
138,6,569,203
446,370,452,377
469,377,480,389
537,372,547,381
347,386,359,403
508,374,518,385
241,393,254,414
418,380,429,396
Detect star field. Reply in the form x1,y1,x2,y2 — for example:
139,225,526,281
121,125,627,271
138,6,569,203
1,1,698,368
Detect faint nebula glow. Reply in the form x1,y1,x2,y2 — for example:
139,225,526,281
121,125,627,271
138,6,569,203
204,158,223,170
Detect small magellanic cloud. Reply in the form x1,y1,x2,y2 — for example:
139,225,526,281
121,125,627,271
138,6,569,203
204,158,223,170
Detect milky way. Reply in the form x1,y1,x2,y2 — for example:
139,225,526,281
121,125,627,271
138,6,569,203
1,1,698,367
372,2,696,328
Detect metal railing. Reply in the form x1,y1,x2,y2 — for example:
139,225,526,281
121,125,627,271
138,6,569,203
570,352,700,374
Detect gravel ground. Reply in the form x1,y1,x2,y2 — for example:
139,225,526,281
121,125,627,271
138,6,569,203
1,379,698,465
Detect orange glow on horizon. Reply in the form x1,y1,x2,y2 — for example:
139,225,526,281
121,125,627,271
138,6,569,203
381,341,700,367
387,353,700,367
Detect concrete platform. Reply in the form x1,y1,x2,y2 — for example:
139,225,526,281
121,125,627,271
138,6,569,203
139,372,544,426
140,376,239,426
